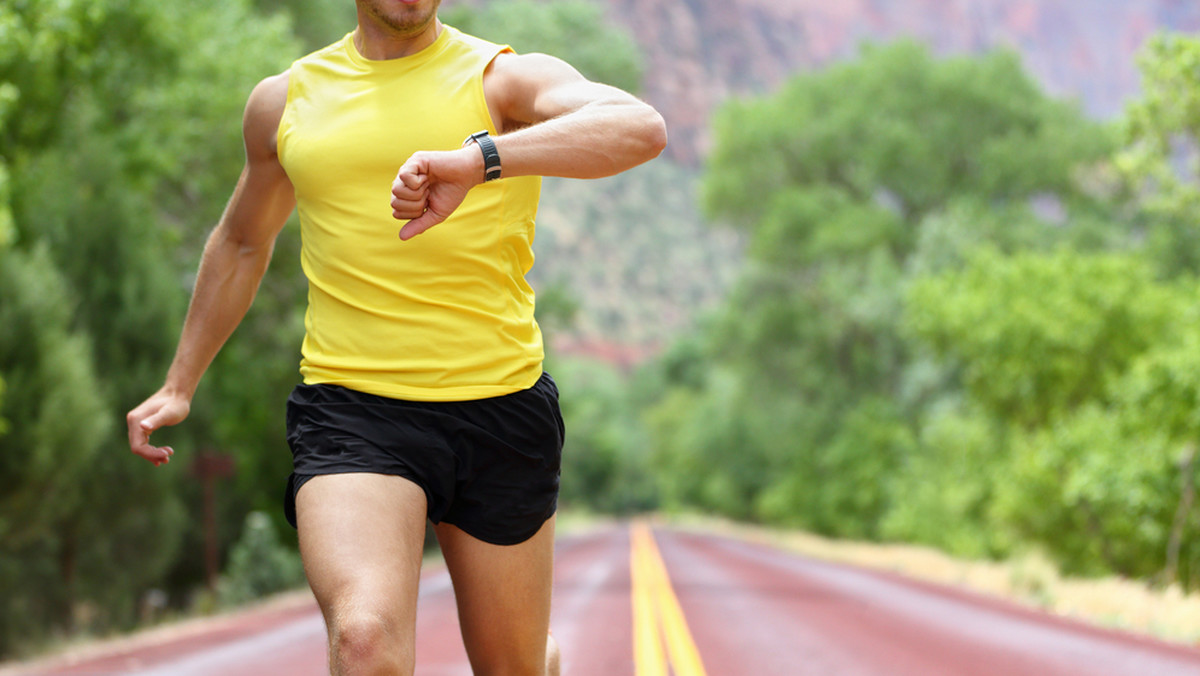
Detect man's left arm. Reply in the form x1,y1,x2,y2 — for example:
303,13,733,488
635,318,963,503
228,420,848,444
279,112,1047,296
391,52,667,239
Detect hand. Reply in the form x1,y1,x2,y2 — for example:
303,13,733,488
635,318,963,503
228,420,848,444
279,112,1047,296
390,146,483,240
126,390,190,467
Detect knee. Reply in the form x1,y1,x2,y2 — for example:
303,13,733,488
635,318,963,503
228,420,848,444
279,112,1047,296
328,610,411,676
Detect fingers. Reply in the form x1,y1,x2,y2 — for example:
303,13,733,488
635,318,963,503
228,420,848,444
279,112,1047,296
126,394,188,467
127,416,175,467
134,441,174,467
392,157,429,220
390,194,427,220
391,148,474,238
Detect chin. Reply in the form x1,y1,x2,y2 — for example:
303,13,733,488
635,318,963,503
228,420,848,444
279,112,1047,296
364,0,440,33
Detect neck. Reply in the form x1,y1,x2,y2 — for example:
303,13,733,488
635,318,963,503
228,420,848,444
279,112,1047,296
353,16,442,60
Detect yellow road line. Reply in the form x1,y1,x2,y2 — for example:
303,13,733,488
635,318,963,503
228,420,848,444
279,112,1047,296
630,522,708,676
631,524,669,676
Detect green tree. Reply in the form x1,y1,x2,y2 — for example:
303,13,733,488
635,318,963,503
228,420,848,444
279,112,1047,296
904,249,1173,429
1111,306,1200,587
443,0,643,92
1118,34,1200,274
647,367,798,521
0,138,9,440
905,249,1197,583
253,0,356,52
705,42,1110,231
993,405,1178,578
881,402,1008,558
554,358,657,514
0,0,300,653
217,512,306,607
647,41,1118,540
0,246,112,653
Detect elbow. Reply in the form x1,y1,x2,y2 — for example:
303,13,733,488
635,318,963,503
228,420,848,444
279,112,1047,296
642,107,668,160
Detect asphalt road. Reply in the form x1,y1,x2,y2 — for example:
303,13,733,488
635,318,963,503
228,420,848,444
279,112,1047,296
7,523,1200,675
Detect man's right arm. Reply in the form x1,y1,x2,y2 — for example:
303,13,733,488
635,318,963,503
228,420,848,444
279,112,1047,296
126,71,295,466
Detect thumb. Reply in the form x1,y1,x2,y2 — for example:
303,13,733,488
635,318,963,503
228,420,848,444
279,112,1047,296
399,209,445,240
141,403,187,433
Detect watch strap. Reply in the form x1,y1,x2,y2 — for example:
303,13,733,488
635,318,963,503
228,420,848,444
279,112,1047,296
466,130,502,182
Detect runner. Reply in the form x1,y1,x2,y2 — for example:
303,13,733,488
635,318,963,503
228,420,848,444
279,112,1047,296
125,1,667,674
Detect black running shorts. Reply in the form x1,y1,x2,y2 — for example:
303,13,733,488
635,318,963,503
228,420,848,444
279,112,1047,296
283,372,564,546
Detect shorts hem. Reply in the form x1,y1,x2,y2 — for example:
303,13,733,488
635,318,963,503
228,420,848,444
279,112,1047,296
438,503,558,546
284,469,432,530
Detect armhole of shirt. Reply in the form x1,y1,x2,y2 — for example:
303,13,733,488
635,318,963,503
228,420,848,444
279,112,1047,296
276,65,299,161
477,44,514,136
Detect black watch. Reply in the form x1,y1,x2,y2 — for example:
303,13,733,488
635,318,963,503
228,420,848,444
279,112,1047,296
465,130,502,182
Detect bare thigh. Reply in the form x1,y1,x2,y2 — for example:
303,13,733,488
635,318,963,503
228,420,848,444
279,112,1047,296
435,516,557,676
296,473,428,671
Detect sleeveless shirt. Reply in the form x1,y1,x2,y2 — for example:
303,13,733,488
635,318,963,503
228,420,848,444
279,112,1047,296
277,26,545,401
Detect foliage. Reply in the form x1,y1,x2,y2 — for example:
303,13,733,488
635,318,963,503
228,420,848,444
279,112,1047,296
0,245,110,652
905,250,1199,580
642,40,1123,560
905,249,1174,428
7,0,1200,659
0,0,300,656
217,512,306,607
881,403,1009,558
553,358,658,514
647,367,799,521
253,0,356,52
443,0,643,92
0,0,666,657
1118,301,1200,442
993,406,1181,578
531,159,741,350
1118,33,1200,275
757,396,915,539
633,34,1200,591
704,41,1112,231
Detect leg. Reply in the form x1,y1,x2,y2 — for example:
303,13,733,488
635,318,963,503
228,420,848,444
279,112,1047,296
296,473,428,676
435,515,560,676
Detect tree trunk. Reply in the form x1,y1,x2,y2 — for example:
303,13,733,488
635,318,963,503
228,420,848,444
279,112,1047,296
1164,442,1197,588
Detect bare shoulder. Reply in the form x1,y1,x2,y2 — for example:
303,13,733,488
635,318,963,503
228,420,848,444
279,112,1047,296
486,51,584,98
485,52,637,129
244,70,291,158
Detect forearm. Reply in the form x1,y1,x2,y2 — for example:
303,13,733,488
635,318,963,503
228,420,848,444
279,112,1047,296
495,98,667,180
161,228,274,400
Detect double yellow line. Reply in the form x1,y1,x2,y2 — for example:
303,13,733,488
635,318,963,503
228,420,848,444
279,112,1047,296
630,522,708,676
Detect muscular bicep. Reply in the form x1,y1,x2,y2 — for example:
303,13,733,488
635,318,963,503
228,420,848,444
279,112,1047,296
216,72,295,250
489,52,644,131
219,155,294,251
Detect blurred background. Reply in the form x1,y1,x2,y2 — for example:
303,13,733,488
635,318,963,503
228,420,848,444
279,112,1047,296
2,0,1200,660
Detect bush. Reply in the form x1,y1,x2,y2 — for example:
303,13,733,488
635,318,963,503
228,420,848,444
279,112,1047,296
217,512,306,607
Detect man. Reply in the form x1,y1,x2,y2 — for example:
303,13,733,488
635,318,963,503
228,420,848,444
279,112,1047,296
124,0,667,674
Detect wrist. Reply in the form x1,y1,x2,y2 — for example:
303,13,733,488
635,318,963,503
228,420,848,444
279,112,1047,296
160,377,196,403
459,145,486,188
463,130,502,183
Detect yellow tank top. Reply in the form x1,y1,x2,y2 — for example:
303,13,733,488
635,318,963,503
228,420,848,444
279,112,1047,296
277,26,544,401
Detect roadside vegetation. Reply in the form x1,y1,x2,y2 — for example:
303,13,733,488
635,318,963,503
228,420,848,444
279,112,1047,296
628,34,1200,592
668,514,1200,645
2,0,1199,660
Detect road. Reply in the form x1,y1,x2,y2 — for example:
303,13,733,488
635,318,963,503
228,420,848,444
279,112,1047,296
7,523,1200,675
